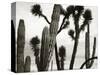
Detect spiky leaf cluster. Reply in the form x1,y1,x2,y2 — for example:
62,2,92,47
31,4,42,17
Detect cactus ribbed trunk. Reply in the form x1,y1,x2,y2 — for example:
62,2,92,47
24,56,31,72
17,19,25,72
39,27,50,71
85,32,90,68
90,37,96,67
49,4,60,64
55,42,60,70
85,24,96,68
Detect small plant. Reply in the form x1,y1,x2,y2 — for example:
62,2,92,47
59,46,66,70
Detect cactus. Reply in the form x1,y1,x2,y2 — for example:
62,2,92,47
69,6,93,69
48,4,61,64
39,26,50,71
85,32,90,68
24,56,31,72
85,24,96,68
17,19,25,72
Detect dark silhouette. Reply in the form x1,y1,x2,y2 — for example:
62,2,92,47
30,4,97,70
80,56,97,69
59,46,66,70
67,6,93,69
30,36,40,70
11,20,16,72
31,4,61,70
31,4,50,24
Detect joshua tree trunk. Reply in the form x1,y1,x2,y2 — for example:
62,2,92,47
69,35,79,69
17,19,25,72
69,18,80,69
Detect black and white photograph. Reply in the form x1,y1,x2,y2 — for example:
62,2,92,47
11,2,98,73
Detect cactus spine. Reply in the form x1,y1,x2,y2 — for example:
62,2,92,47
17,19,25,72
85,24,96,68
24,56,31,72
39,26,50,71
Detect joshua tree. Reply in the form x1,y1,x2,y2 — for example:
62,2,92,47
30,36,40,70
31,4,50,24
65,6,93,69
59,46,66,70
30,4,94,70
31,4,68,70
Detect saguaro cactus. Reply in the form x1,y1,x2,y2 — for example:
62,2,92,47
24,56,31,72
17,19,25,72
39,26,50,71
48,4,61,63
85,24,96,68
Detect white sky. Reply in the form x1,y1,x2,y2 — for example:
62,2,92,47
12,2,98,58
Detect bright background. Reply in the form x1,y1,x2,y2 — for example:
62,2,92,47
0,0,100,75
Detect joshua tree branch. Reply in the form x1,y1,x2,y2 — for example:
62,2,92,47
80,56,98,69
41,14,51,24
57,16,66,34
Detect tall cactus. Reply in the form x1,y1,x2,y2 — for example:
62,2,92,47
48,4,61,63
39,26,50,71
85,32,90,68
85,24,90,68
24,56,31,72
85,24,96,68
17,19,25,72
